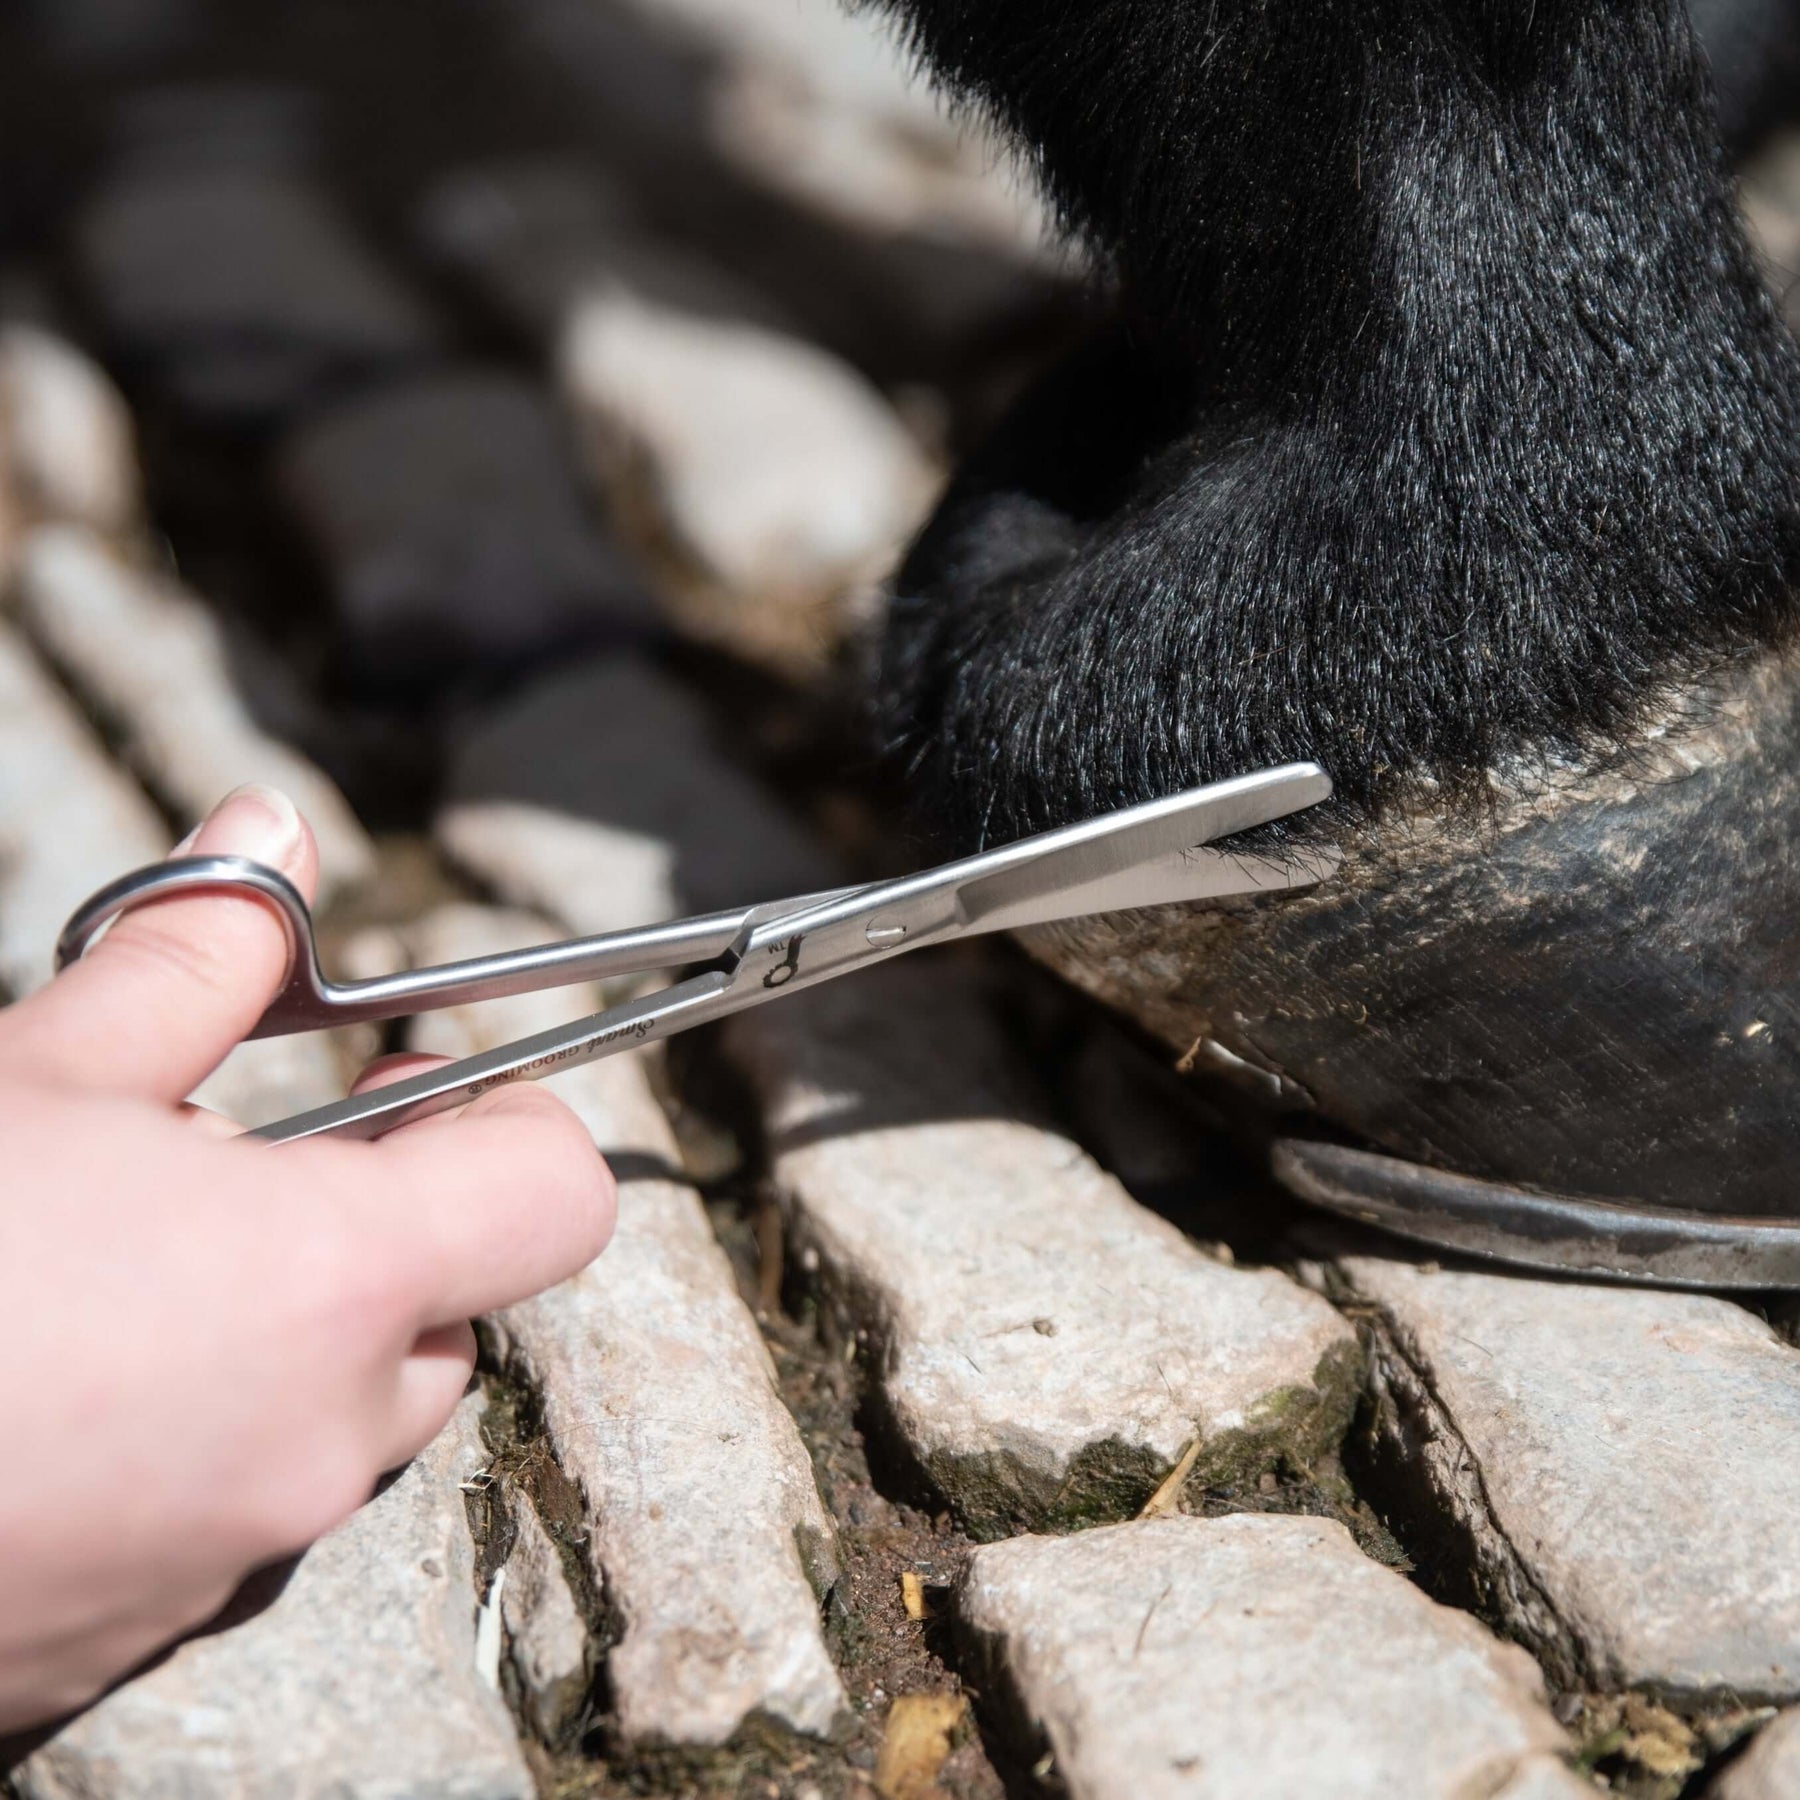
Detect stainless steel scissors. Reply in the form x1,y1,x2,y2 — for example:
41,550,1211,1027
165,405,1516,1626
55,764,1339,1145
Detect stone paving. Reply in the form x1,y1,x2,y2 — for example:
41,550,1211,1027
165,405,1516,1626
0,5,1798,1799
15,1397,533,1800
956,1514,1587,1800
1334,1259,1800,1703
0,617,166,998
15,525,374,898
403,904,848,1748
733,974,1360,1539
276,371,659,694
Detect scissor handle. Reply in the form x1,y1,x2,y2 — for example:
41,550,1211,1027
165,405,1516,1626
55,854,861,1037
56,855,314,984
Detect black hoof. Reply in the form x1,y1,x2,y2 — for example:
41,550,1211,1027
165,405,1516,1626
1021,647,1800,1268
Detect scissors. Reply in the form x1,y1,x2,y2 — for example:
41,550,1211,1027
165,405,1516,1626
55,764,1339,1146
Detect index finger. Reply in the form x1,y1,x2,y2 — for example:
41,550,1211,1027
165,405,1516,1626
301,1082,617,1328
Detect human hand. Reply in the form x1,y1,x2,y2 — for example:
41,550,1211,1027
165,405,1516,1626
0,786,615,1732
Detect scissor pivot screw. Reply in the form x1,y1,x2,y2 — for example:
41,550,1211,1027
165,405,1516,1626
866,918,907,947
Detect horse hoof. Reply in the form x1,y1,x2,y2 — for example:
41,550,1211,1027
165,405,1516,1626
1019,649,1800,1280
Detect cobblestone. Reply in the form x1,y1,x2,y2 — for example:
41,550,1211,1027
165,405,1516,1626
633,0,1052,256
559,284,931,612
0,618,165,997
15,525,373,899
496,0,1066,370
730,970,1360,1537
956,1513,1584,1800
0,325,140,536
418,160,795,353
1339,1257,1800,1698
0,615,345,1121
75,162,439,426
16,1395,533,1800
403,904,848,1745
439,653,832,928
276,371,656,695
422,158,935,663
500,1495,591,1743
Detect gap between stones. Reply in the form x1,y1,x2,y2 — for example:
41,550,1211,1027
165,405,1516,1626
455,1019,1013,1800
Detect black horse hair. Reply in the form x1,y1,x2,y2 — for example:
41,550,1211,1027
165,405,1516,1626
858,0,1800,850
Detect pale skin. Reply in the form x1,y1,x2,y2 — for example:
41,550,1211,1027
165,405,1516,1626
0,785,617,1731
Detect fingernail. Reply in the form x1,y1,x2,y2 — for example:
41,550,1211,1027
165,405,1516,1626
189,784,303,868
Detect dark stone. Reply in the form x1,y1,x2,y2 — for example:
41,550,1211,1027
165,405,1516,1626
415,160,793,346
73,105,441,427
442,652,830,912
108,83,323,176
20,0,198,64
275,370,659,696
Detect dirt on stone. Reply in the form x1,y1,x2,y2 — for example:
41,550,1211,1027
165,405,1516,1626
1568,1692,1774,1800
701,1192,1011,1800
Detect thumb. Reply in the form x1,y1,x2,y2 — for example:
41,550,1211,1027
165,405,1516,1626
0,785,319,1103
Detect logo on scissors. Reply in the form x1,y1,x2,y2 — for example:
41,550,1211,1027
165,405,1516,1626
763,935,804,989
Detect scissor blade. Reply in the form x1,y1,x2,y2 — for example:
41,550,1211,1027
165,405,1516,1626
970,842,1341,932
249,763,1338,1143
952,764,1334,934
254,970,742,1143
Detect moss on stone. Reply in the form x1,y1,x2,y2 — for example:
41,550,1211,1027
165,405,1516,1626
925,1335,1366,1540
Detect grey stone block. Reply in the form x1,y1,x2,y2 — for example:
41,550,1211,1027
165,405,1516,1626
403,905,848,1745
958,1513,1585,1800
500,1499,590,1743
729,969,1361,1536
0,613,349,1120
0,325,141,536
439,653,832,924
276,373,658,694
16,525,373,900
0,620,166,998
1342,1257,1800,1698
75,164,438,427
16,1396,533,1800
